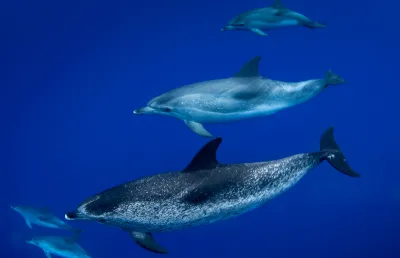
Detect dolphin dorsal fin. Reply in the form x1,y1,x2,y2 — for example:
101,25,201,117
182,138,222,173
271,0,284,8
234,56,262,78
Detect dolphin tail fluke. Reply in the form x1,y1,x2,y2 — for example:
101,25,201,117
324,70,345,87
320,127,360,177
184,120,214,138
128,231,168,254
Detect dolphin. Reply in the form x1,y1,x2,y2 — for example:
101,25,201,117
26,232,90,258
221,0,326,36
133,56,345,137
11,205,80,232
65,127,359,254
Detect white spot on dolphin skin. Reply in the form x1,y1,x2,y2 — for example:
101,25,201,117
327,154,335,160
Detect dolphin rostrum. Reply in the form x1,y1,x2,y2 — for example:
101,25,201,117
65,127,359,254
133,56,345,137
222,0,326,36
26,232,90,258
11,205,80,232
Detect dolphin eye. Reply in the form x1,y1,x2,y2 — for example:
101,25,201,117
162,107,172,112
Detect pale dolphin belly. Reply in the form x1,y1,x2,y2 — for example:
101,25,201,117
251,19,299,29
260,19,299,28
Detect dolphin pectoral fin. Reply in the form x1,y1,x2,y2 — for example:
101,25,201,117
25,219,33,229
184,121,214,138
250,28,268,36
44,250,52,258
129,231,168,254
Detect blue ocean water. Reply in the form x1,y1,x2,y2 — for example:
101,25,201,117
1,0,399,257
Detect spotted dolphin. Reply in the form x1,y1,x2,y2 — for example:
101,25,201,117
222,0,326,36
133,56,345,137
26,232,90,258
65,127,359,254
11,205,80,232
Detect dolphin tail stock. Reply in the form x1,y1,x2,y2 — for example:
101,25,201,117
319,127,360,177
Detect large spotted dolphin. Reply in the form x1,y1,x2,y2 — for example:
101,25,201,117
133,56,345,137
222,0,326,36
65,127,359,254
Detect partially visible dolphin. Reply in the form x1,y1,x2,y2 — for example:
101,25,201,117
133,56,345,137
11,205,80,232
221,0,326,36
26,232,90,258
65,127,359,254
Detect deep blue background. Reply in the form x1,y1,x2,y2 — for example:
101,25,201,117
2,0,399,257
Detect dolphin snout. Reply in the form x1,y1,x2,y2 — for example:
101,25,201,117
133,106,155,115
65,211,79,220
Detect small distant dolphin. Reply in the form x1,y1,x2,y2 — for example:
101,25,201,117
11,205,80,232
26,232,90,258
65,127,359,254
222,0,326,36
133,56,345,137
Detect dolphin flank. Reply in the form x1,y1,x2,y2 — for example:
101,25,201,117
11,205,80,232
222,0,326,36
26,231,90,258
133,56,345,137
65,127,359,254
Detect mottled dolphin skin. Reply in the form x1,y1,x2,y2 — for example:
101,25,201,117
11,205,80,232
65,127,359,254
222,0,326,36
133,56,345,137
26,232,90,258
